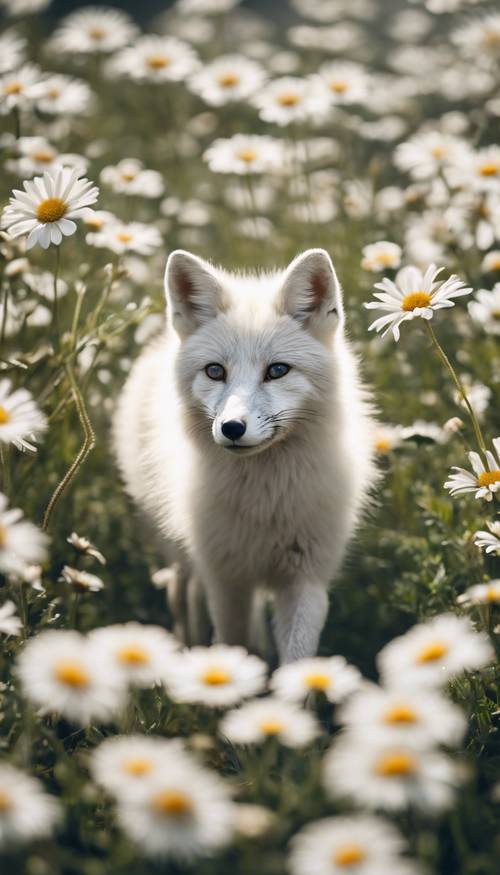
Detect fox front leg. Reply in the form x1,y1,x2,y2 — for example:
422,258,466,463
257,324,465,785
274,579,329,664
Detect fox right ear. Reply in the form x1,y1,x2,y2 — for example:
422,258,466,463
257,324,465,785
165,250,227,338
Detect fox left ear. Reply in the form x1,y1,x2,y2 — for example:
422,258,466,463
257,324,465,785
277,249,343,338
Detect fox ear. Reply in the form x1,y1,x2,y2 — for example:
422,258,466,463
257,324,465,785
165,250,227,338
277,249,343,338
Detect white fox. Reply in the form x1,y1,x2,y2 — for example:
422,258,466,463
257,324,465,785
113,248,376,663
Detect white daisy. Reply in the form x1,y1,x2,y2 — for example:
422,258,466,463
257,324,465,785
0,764,60,848
0,493,48,577
9,136,87,178
24,270,68,301
373,424,405,454
108,35,199,83
60,565,104,593
444,438,500,502
377,614,494,689
176,0,242,12
453,13,500,57
339,683,466,748
474,521,500,555
100,159,164,198
31,74,93,116
67,532,106,565
0,63,42,115
163,644,266,707
270,656,362,704
0,0,51,14
252,76,330,126
86,221,161,256
0,600,22,636
220,697,320,747
394,131,468,180
361,241,402,272
0,30,26,74
0,379,46,452
289,814,417,875
189,55,265,106
91,735,184,797
89,622,178,688
364,264,472,341
317,61,368,105
460,146,500,193
1,167,99,250
401,420,448,445
50,7,137,55
481,251,500,273
16,630,127,725
82,209,116,234
457,580,500,607
204,134,285,175
468,285,500,335
324,734,460,811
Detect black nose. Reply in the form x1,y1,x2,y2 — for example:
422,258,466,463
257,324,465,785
221,419,246,441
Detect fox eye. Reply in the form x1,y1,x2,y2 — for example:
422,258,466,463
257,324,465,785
205,363,226,381
265,362,291,381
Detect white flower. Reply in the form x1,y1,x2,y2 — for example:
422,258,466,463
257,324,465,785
203,134,285,175
31,74,93,116
163,644,266,707
115,743,235,859
0,764,60,847
289,814,418,875
220,697,320,747
339,683,466,748
0,63,42,115
373,424,405,454
377,614,494,689
60,565,104,593
460,146,500,193
16,630,127,725
0,0,50,14
474,521,500,555
0,600,21,636
481,251,500,273
86,221,161,256
401,420,448,445
189,55,265,106
316,61,368,105
0,493,48,575
361,241,402,272
50,7,137,55
9,136,87,178
89,622,178,688
270,656,362,704
108,35,199,83
453,13,500,57
100,159,164,198
67,531,106,564
0,379,46,452
364,264,472,341
444,438,500,502
1,167,99,250
252,76,330,126
91,735,184,797
457,580,500,607
324,734,460,811
468,285,500,335
394,131,468,180
177,0,241,12
0,30,26,74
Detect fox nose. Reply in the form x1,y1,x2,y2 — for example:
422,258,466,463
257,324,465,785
221,419,246,441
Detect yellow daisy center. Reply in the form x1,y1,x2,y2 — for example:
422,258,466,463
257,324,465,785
479,162,499,177
478,470,500,488
89,27,106,41
152,790,192,817
333,844,367,867
47,88,61,99
259,719,284,736
0,789,12,812
402,291,432,312
116,231,133,243
304,671,331,691
487,258,500,271
377,251,398,266
416,640,449,664
374,437,392,453
278,92,301,106
202,667,232,686
237,148,258,163
431,145,447,159
36,197,67,224
33,150,55,163
123,757,153,776
0,525,6,547
375,751,417,777
485,586,500,603
54,660,90,688
0,406,11,425
4,81,22,95
146,54,171,70
383,704,418,724
218,72,240,87
483,29,500,46
86,216,104,229
330,80,348,93
120,171,137,182
117,644,150,665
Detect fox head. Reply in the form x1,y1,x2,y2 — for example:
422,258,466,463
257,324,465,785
165,248,344,456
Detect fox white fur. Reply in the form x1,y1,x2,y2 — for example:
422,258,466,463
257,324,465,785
113,248,376,663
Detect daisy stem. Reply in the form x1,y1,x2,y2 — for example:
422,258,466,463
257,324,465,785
12,107,21,140
424,321,487,463
52,246,61,352
42,364,95,532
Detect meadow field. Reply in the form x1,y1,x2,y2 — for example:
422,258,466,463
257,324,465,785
0,0,499,872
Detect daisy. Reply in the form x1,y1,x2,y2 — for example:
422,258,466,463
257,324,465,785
163,644,266,707
468,285,500,335
108,35,199,83
317,61,368,105
60,565,104,593
16,629,127,725
203,134,285,175
0,64,42,115
460,146,500,193
0,0,51,13
481,251,500,273
252,76,330,127
453,13,500,56
444,438,500,502
87,221,161,256
1,167,99,250
394,131,468,180
339,683,466,748
0,31,26,74
50,7,137,55
100,159,164,198
31,74,93,116
474,521,500,555
89,622,178,688
458,580,500,607
9,136,87,178
364,264,472,341
91,735,185,797
0,764,60,848
401,420,448,444
0,379,46,452
0,600,22,636
189,55,265,106
176,0,242,12
377,614,494,689
0,494,47,576
323,735,460,811
24,270,68,301
270,656,362,704
82,209,116,234
373,424,404,454
289,814,417,875
220,697,320,747
361,241,402,272
67,532,106,564
115,744,235,860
